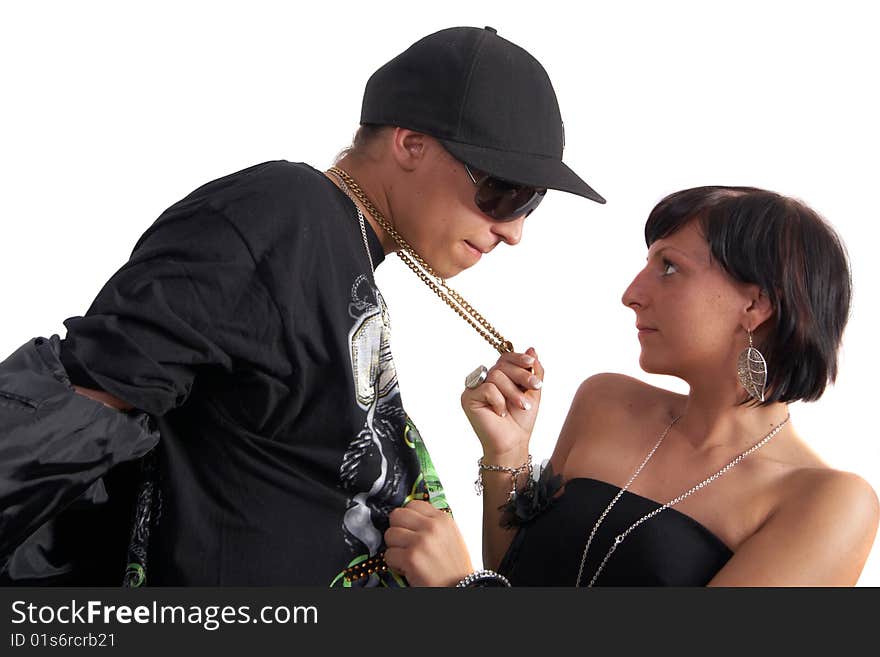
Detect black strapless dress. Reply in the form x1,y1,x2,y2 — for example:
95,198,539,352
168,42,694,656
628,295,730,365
498,478,733,586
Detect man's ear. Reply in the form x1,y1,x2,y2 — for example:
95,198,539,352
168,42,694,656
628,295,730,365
389,128,427,172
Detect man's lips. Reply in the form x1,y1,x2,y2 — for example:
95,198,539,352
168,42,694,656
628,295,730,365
636,324,658,336
465,241,486,256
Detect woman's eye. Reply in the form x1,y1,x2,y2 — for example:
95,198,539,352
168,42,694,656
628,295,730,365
662,259,678,276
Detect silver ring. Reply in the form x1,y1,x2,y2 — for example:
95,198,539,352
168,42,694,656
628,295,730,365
465,365,489,390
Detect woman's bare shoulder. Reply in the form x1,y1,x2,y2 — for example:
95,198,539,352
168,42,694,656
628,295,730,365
570,373,684,423
781,466,879,518
770,466,880,560
709,466,879,585
550,373,684,473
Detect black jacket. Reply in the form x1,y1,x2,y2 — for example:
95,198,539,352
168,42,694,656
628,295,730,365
0,335,159,585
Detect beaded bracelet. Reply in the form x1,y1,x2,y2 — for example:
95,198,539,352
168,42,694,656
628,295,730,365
474,454,533,501
456,569,511,588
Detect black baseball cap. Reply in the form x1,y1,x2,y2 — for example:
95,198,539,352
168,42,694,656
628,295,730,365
361,26,605,204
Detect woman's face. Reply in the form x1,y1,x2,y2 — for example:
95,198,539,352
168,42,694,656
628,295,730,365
621,219,755,380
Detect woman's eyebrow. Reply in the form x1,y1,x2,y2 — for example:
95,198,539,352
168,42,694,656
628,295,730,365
647,245,709,265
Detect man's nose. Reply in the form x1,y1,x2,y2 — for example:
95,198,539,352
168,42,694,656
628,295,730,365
491,216,526,246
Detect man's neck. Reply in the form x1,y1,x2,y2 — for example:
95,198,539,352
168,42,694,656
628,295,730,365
329,156,398,255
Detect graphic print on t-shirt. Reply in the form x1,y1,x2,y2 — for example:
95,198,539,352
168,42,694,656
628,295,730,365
331,274,448,587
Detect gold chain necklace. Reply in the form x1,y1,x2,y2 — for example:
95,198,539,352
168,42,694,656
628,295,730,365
327,166,514,355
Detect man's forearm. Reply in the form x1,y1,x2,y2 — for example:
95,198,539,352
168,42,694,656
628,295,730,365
72,385,133,411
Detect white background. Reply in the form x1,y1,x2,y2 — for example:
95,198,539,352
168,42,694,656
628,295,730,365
1,1,877,585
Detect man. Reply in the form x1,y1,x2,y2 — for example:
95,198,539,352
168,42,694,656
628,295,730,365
0,26,603,586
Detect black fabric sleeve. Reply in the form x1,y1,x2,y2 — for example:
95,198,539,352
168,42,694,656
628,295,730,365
61,204,281,417
0,335,159,569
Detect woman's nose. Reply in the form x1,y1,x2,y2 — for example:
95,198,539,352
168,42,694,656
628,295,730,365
621,268,648,309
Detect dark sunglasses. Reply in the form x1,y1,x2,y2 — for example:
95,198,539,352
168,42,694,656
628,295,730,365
464,163,546,221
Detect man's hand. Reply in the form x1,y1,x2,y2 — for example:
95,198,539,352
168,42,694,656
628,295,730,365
384,501,473,587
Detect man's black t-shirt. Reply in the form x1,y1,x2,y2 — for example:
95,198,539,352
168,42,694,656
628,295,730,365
60,161,448,586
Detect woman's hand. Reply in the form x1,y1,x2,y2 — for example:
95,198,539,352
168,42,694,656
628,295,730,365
461,347,543,459
384,501,473,587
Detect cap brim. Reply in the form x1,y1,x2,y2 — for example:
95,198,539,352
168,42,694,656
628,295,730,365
439,139,606,204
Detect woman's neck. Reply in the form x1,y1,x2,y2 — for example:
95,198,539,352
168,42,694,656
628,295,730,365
674,381,791,453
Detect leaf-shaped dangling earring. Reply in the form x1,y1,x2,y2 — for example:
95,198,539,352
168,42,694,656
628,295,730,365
737,329,767,402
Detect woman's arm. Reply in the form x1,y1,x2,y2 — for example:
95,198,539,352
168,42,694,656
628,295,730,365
707,471,879,586
463,349,544,570
479,371,633,569
383,349,543,584
382,368,643,585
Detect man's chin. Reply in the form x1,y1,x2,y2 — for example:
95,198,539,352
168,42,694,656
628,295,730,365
421,252,472,279
439,263,468,279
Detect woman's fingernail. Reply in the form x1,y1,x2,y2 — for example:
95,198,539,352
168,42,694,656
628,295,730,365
530,377,543,389
521,399,532,411
522,355,535,366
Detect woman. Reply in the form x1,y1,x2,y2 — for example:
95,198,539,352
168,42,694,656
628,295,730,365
383,185,879,586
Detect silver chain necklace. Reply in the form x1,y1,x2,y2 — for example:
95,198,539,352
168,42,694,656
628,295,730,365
575,412,791,587
328,170,390,339
328,171,377,277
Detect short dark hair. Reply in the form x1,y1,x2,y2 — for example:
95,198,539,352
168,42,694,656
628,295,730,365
336,124,390,161
644,186,852,404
